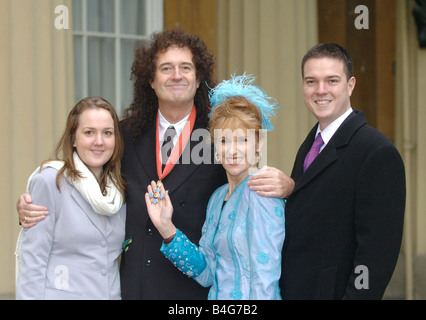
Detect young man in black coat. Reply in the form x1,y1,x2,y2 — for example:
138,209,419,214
280,43,406,299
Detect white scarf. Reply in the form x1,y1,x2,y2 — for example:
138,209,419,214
26,152,123,216
15,152,123,282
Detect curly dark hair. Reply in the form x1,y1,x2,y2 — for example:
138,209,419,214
123,28,216,139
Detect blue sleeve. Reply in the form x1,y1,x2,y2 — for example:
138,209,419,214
160,229,207,279
247,193,285,299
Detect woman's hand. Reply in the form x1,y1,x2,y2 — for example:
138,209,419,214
144,181,177,239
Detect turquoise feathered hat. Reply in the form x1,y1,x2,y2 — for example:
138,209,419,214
208,74,279,131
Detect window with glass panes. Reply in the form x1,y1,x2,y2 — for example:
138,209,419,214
72,0,163,117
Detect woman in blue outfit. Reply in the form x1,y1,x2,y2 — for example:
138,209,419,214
145,75,285,300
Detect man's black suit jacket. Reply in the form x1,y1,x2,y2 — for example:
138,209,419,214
119,118,227,299
280,110,406,299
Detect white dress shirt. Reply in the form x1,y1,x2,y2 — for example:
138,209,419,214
316,108,353,152
158,109,190,147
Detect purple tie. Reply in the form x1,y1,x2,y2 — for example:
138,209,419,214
303,133,324,172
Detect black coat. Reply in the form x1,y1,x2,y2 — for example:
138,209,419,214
119,119,227,299
280,110,406,299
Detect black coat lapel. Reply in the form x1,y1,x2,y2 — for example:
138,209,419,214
291,125,318,179
130,118,209,196
292,110,367,194
161,119,208,195
133,121,158,183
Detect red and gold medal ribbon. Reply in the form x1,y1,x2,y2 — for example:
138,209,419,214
155,105,197,181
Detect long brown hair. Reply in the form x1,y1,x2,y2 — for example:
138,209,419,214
42,97,125,199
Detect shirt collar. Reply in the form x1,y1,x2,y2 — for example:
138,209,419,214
316,107,353,150
158,109,191,144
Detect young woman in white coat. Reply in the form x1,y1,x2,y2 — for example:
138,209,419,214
16,97,126,300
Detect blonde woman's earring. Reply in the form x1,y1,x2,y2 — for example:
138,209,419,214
255,152,262,167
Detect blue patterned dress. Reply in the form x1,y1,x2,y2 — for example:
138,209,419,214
161,173,285,300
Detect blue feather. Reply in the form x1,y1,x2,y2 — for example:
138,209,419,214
209,74,279,131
